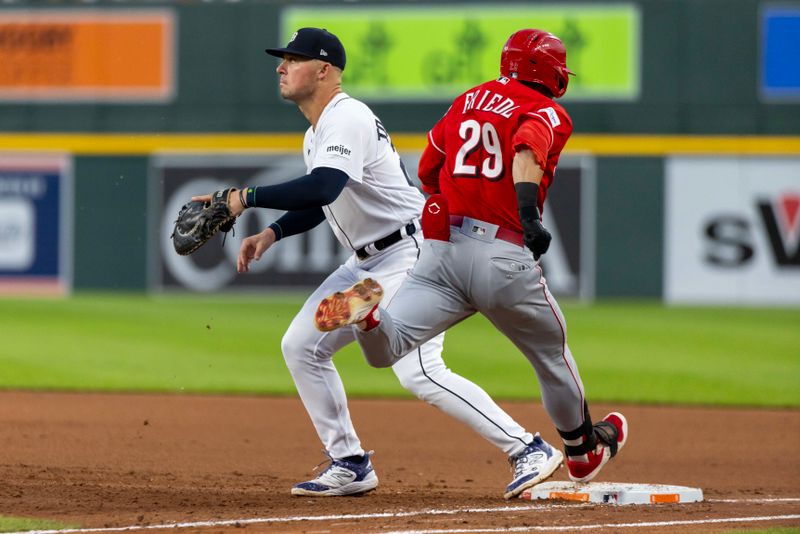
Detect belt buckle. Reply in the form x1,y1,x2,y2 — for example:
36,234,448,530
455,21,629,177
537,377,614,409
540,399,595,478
461,217,498,243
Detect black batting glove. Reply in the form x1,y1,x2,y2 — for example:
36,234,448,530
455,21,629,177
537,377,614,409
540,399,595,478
520,208,551,260
515,181,551,261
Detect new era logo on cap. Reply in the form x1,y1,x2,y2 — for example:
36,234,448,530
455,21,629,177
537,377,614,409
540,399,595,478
265,27,346,71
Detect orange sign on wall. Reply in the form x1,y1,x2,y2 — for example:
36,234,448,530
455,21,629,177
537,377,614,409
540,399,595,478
0,10,175,102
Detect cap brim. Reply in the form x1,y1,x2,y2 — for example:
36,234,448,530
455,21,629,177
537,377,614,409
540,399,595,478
265,47,317,60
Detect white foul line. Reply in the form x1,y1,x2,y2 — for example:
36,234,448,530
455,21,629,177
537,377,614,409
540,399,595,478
384,515,800,533
7,498,800,534
709,497,800,503
2,504,591,534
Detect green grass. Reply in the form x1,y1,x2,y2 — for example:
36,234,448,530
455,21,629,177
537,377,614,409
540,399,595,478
1,293,798,407
0,515,76,532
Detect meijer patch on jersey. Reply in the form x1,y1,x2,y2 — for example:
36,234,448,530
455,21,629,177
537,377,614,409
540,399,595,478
325,144,353,159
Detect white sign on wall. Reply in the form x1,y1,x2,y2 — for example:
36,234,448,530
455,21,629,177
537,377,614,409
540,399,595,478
150,153,594,297
0,199,34,270
664,157,800,305
0,153,72,296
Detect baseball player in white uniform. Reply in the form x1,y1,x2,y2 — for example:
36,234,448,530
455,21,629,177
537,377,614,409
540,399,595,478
208,28,559,498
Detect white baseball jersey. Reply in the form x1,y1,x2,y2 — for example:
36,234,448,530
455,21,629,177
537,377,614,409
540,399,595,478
302,92,424,251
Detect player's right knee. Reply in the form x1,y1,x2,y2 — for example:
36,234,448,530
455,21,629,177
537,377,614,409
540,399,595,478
281,329,335,368
280,332,308,366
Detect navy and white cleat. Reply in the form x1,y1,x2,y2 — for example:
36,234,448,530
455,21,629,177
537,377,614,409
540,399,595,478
291,452,379,497
504,434,564,499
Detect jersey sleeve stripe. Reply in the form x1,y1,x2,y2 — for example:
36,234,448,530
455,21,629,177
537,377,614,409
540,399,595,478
524,112,554,149
428,131,446,155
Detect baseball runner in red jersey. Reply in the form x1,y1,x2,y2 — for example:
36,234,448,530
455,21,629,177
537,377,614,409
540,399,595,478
316,29,628,488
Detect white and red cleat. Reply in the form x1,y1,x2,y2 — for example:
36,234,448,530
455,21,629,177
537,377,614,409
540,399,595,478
567,412,628,483
314,278,384,332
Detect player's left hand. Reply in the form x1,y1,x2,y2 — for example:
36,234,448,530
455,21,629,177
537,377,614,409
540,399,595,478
521,218,551,261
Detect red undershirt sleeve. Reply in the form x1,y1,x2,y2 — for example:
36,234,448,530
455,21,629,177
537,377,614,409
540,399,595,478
512,118,553,170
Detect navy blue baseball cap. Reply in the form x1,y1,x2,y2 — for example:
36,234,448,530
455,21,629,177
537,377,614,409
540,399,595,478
265,27,346,71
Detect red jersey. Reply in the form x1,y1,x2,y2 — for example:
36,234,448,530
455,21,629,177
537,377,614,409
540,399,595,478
418,76,572,232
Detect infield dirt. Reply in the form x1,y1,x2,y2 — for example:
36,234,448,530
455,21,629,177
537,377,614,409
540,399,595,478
0,391,798,533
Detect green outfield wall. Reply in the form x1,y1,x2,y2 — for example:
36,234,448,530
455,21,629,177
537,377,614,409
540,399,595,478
595,158,664,298
0,0,797,135
72,157,149,290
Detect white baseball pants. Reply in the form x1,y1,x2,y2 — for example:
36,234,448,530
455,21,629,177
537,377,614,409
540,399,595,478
354,228,588,434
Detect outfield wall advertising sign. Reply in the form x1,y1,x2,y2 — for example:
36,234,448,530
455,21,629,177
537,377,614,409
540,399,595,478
281,4,640,102
0,9,175,102
760,6,800,102
0,153,72,295
664,157,800,305
151,154,594,298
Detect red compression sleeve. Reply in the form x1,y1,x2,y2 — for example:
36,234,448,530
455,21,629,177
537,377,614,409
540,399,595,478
512,119,552,170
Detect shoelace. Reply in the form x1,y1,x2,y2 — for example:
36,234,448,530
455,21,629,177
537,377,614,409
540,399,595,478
304,455,354,487
311,450,335,473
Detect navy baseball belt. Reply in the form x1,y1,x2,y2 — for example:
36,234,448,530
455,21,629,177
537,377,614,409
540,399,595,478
449,215,524,247
356,221,418,260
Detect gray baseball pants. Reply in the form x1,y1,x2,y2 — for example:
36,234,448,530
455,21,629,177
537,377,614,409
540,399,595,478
354,217,588,432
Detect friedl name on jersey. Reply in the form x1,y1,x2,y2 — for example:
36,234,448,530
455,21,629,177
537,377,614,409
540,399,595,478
326,144,352,157
462,89,519,118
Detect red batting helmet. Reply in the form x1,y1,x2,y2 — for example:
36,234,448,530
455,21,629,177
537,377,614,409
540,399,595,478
500,29,574,98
